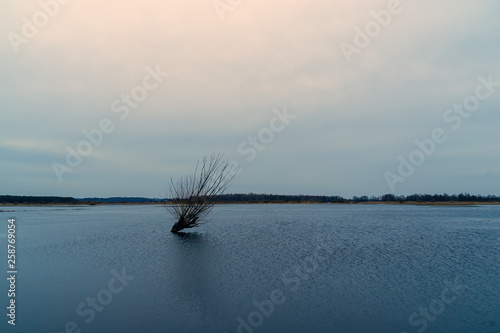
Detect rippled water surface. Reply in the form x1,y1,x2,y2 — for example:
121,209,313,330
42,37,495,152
0,204,499,332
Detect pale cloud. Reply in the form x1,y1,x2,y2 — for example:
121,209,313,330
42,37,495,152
1,0,499,197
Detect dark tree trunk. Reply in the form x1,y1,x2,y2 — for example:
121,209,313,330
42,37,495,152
170,215,187,233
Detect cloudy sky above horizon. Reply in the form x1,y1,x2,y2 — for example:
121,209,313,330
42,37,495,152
1,0,499,198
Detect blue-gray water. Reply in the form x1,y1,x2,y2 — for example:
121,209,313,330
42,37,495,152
0,204,499,333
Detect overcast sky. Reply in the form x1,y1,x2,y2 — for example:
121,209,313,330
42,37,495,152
1,0,499,198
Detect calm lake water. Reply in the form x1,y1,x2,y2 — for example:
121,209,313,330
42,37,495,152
0,204,499,333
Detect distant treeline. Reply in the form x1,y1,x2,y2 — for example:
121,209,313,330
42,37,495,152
214,193,500,203
215,193,348,203
0,196,162,204
367,193,500,203
1,193,499,205
0,195,79,204
78,197,162,204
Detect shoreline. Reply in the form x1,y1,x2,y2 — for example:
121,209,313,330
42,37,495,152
1,201,500,208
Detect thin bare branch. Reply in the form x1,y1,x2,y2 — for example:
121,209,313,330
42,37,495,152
166,153,238,233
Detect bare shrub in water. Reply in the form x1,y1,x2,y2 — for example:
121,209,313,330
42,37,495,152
167,153,237,233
